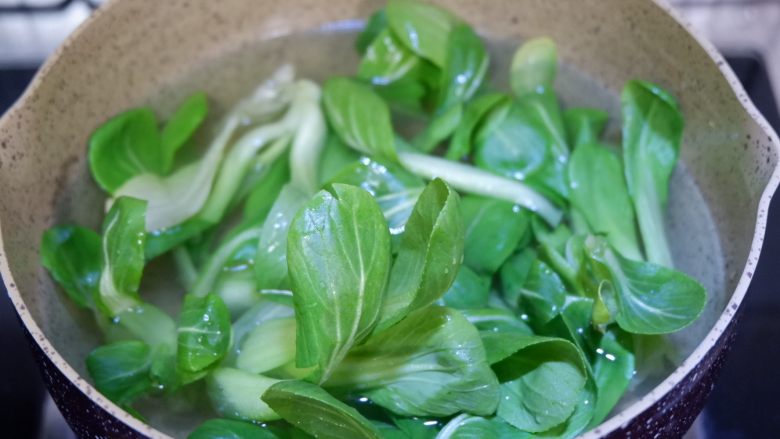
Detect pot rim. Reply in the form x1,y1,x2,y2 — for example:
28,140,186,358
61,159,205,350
0,1,778,438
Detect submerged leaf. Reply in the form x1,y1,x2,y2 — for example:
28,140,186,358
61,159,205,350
510,37,557,96
177,294,232,373
493,336,587,433
96,197,147,317
328,306,499,417
41,225,101,309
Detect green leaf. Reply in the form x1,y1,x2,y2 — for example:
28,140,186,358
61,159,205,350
329,158,425,234
621,80,683,267
96,197,146,317
437,23,489,111
378,179,463,328
461,195,531,274
242,152,291,228
255,184,309,290
413,104,463,153
207,368,280,422
584,236,706,334
563,107,609,148
177,293,232,373
189,418,284,439
88,107,162,193
41,225,101,308
542,296,597,360
475,102,548,180
493,336,587,433
263,380,382,439
237,317,296,374
447,93,509,161
287,183,391,383
535,379,596,438
510,37,557,96
568,142,643,260
357,10,389,55
386,0,455,68
436,414,527,439
192,227,262,298
442,265,490,310
327,306,499,417
322,77,397,161
86,340,154,405
359,29,423,86
317,133,361,186
461,308,533,365
520,259,568,326
144,217,212,260
160,92,208,173
475,91,570,202
499,249,536,309
589,331,635,427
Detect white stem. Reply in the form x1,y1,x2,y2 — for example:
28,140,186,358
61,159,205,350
397,151,562,225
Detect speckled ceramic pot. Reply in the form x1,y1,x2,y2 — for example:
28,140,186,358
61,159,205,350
0,0,777,437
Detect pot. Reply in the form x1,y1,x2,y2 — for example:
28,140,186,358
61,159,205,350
0,0,777,437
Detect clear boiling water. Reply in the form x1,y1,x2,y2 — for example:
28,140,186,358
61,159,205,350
132,28,725,437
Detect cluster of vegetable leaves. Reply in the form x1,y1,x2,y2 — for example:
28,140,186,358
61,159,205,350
40,1,707,438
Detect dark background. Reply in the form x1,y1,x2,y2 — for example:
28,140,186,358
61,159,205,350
1,55,779,437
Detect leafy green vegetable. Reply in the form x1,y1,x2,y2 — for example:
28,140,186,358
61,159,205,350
386,0,455,68
498,249,536,309
621,80,683,267
563,107,609,148
437,24,488,111
493,336,587,433
160,92,208,172
254,184,308,289
356,10,389,55
510,37,557,96
327,306,499,417
461,195,531,274
568,142,643,260
520,259,568,326
379,179,463,328
442,265,490,309
397,151,562,225
323,77,397,161
447,93,509,161
262,380,383,439
189,418,283,439
41,225,101,308
436,414,525,439
288,183,391,383
236,317,296,374
590,331,635,426
95,197,147,317
207,368,280,421
584,236,706,334
86,340,155,406
359,29,422,86
177,294,232,373
88,108,162,193
461,308,534,364
329,158,424,234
